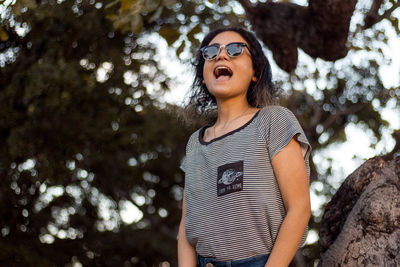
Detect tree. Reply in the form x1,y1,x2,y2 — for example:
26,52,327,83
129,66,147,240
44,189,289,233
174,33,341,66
0,1,193,265
318,156,400,266
105,0,399,174
1,0,399,266
102,0,400,265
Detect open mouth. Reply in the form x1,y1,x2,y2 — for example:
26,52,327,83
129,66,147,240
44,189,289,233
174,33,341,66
214,66,233,80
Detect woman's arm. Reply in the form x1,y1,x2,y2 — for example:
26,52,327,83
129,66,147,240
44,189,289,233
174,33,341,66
177,190,197,267
265,138,311,267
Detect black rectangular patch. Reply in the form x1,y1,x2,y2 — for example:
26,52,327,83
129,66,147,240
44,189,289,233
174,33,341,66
217,160,243,197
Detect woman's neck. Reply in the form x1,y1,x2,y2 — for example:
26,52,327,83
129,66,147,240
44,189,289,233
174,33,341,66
214,98,253,127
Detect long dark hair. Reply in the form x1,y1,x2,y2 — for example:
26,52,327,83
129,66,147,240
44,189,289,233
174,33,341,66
181,27,280,126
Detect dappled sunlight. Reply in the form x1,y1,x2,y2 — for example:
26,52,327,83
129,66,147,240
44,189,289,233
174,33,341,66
119,200,143,224
1,0,399,265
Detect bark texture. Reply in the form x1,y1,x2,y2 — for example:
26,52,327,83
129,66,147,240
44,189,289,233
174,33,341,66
239,0,357,72
318,157,400,266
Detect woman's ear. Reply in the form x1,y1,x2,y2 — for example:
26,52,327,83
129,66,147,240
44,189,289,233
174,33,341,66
252,76,257,82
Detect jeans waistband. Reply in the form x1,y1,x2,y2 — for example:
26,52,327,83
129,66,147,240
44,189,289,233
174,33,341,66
197,253,270,267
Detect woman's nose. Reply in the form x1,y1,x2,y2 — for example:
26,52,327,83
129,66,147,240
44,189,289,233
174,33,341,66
216,46,229,60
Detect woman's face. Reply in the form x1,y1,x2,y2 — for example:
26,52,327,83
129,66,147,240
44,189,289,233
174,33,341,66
202,31,256,103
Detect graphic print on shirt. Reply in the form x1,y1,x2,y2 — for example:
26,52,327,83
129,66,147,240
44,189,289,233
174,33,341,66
217,160,244,197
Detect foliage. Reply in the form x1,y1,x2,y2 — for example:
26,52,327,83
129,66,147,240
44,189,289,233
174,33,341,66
0,0,194,265
1,0,399,266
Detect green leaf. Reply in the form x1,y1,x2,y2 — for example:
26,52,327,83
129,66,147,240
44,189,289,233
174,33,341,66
24,0,38,9
120,0,145,15
112,12,132,29
120,0,135,12
12,0,38,16
27,104,35,115
191,38,200,50
392,17,400,35
145,0,161,12
11,1,24,16
111,11,144,34
105,14,119,21
0,26,9,41
176,40,185,57
350,45,363,51
131,14,144,34
149,6,163,23
105,0,120,10
158,26,181,46
162,0,176,7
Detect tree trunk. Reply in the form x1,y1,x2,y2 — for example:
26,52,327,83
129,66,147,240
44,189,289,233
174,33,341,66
318,156,400,266
239,0,357,72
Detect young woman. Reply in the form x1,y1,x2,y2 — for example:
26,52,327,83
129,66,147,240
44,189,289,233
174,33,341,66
178,27,311,267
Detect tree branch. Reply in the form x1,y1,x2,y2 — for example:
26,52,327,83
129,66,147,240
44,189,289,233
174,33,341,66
237,0,254,11
364,0,400,29
382,130,400,160
239,0,357,72
322,102,367,131
365,0,384,21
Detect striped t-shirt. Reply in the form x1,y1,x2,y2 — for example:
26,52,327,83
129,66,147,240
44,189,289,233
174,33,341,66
180,105,311,261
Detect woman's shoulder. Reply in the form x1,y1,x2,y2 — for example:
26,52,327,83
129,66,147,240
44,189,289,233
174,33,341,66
260,105,290,113
184,127,203,149
259,105,294,120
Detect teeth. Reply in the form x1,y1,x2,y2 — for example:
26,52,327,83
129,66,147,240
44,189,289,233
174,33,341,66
214,66,233,78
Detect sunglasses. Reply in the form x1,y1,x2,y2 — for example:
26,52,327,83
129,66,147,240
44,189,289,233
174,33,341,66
200,42,249,61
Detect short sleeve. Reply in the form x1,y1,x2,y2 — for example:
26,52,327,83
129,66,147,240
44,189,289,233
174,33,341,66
179,131,196,173
180,156,187,173
267,106,311,162
265,106,312,248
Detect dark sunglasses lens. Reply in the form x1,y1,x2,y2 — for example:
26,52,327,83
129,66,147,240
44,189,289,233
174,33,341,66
203,45,219,60
226,43,244,57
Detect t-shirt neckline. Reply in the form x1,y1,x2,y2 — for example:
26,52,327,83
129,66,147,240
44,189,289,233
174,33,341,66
198,109,261,145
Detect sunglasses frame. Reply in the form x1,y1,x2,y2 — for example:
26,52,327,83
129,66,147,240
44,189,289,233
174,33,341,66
200,42,249,61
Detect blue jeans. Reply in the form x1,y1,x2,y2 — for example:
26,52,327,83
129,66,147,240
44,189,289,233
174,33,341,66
197,253,270,267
